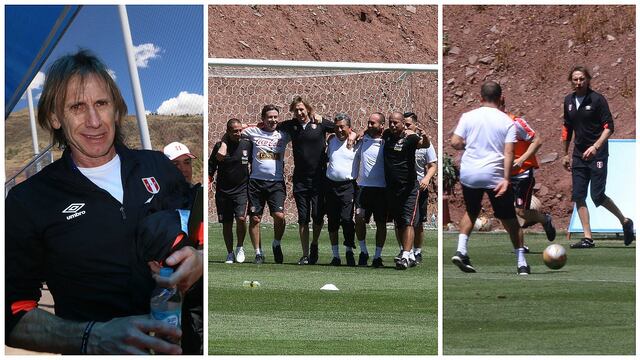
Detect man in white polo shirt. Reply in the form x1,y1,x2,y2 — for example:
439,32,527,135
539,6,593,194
325,113,359,266
450,81,530,275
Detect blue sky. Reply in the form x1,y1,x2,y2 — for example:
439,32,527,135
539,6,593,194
12,5,203,115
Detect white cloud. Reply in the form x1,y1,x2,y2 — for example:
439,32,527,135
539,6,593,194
156,92,203,115
134,43,161,68
107,68,117,80
29,71,45,90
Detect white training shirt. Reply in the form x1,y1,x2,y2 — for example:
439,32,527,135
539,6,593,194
356,134,386,187
78,154,124,203
326,135,358,181
415,145,438,182
242,126,290,181
575,95,586,110
454,106,516,188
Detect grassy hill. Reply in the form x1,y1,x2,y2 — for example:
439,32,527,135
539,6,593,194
5,108,203,184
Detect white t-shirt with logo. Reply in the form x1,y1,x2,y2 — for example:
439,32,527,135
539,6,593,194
356,134,386,187
242,126,291,181
326,135,358,181
78,154,124,203
454,106,516,189
415,145,438,182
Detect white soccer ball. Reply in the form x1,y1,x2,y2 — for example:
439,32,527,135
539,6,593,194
543,244,567,270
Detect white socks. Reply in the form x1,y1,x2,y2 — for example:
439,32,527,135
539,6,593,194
457,234,469,255
516,248,527,267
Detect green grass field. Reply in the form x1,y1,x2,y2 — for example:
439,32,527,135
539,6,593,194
209,223,437,355
443,232,635,355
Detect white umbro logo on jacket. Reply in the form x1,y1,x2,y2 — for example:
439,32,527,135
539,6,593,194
62,203,86,220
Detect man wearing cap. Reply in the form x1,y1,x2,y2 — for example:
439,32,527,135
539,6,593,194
164,140,204,354
5,50,202,354
164,141,202,211
164,141,196,185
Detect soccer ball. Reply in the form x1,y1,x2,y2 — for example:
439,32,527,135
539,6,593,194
542,244,567,270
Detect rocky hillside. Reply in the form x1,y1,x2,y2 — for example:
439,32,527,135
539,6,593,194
209,5,437,63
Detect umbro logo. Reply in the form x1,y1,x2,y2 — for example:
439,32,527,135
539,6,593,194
62,203,86,220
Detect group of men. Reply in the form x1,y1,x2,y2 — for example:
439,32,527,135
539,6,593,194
450,66,635,276
210,97,437,270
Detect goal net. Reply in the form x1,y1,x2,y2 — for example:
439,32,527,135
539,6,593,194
208,63,438,226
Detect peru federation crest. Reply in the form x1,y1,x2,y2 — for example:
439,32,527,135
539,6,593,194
142,177,161,194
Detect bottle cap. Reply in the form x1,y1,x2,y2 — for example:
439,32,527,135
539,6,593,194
159,267,174,278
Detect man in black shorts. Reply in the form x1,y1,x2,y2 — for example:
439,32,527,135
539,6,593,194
354,113,388,267
498,103,556,249
562,66,635,248
209,119,252,263
324,113,359,266
383,112,430,270
215,106,291,264
450,81,529,275
277,97,354,265
403,112,437,265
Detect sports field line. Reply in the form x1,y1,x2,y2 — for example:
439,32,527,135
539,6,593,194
445,274,634,284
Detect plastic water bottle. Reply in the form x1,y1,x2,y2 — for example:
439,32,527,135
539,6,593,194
150,267,182,345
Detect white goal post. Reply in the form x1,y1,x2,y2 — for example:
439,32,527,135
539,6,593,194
207,58,438,225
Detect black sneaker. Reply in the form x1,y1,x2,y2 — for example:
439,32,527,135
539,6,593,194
415,252,423,265
570,237,595,249
298,256,309,265
358,252,369,266
254,254,264,264
517,265,531,275
371,257,384,268
272,243,284,264
309,243,319,264
330,257,341,266
395,257,409,270
623,218,635,246
543,214,557,241
451,251,476,273
346,251,356,267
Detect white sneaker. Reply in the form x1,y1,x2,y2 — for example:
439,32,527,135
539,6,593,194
225,252,234,264
235,247,246,263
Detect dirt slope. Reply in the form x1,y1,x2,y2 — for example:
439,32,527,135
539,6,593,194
209,5,437,64
443,5,636,231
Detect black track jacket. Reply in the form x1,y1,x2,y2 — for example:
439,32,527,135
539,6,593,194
5,144,190,338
